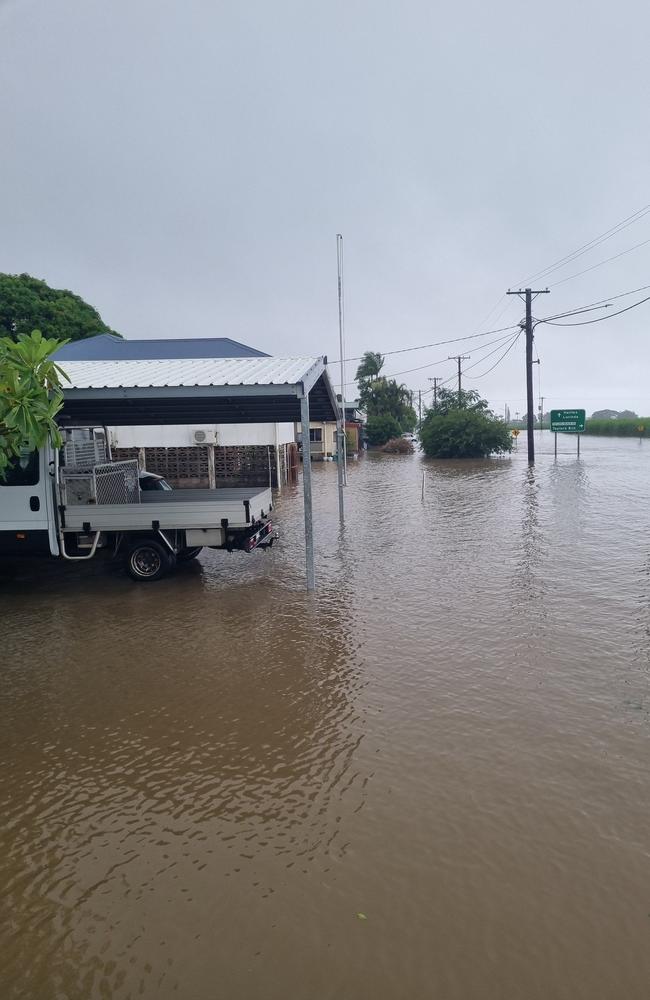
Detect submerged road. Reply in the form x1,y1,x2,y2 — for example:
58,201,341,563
1,433,649,999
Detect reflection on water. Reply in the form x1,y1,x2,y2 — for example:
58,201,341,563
1,433,650,999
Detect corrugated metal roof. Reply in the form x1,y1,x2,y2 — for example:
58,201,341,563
59,356,322,389
55,334,268,361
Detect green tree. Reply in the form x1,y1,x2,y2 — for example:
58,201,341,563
420,387,511,458
420,409,512,458
365,413,403,446
0,273,118,343
360,377,416,432
0,331,68,479
355,351,385,382
430,386,489,416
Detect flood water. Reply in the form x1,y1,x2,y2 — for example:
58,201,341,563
1,432,649,1000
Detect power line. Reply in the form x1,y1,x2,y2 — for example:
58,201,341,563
536,282,650,323
538,293,650,327
331,321,521,365
547,237,650,288
347,329,518,387
568,281,650,307
420,331,523,395
467,332,522,379
337,275,650,393
513,202,650,286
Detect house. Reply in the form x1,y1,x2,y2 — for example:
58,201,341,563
54,335,297,487
298,397,366,460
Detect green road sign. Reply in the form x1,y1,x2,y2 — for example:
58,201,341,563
550,409,586,433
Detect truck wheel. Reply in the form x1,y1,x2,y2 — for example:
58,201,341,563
126,539,174,582
177,546,203,563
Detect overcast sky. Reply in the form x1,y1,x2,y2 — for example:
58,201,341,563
1,0,649,415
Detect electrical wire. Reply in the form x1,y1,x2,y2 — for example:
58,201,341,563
564,281,650,308
535,282,650,324
465,332,522,379
419,330,523,395
539,293,650,327
513,203,650,286
547,237,650,288
330,321,521,365
344,329,519,388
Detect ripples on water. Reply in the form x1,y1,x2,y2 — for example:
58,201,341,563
1,434,649,999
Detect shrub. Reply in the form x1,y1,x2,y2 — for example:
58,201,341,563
365,413,403,446
420,408,512,458
381,437,414,454
584,418,649,437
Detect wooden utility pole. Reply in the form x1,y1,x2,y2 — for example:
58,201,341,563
448,355,470,404
507,288,549,463
418,390,422,426
428,376,442,408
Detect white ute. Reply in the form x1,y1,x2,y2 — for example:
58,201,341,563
0,428,275,582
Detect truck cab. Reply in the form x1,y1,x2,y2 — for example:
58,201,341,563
0,446,59,556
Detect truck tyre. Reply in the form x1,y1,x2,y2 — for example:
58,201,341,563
126,539,174,582
177,546,203,563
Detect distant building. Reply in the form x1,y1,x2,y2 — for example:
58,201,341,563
298,397,366,460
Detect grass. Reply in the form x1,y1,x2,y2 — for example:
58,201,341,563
583,418,650,437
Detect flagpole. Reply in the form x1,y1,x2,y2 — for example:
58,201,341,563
336,233,348,484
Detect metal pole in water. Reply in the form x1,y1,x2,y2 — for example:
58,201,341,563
300,393,316,590
337,419,345,523
336,234,348,486
421,471,425,501
577,433,580,458
554,432,557,459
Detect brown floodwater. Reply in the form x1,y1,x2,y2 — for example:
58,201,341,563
1,432,649,1000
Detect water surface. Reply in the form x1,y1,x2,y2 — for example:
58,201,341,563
1,433,649,999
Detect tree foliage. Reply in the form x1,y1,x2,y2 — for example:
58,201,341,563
431,386,489,416
590,409,619,420
359,377,417,434
354,351,384,382
0,273,118,343
0,331,68,479
365,413,403,446
585,417,649,437
420,388,511,458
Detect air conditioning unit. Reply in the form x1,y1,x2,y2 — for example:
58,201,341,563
191,429,217,446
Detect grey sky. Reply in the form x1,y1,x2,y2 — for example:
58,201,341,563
1,0,649,415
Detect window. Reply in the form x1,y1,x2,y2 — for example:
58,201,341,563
2,450,40,487
309,428,322,442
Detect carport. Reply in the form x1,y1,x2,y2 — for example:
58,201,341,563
57,356,344,590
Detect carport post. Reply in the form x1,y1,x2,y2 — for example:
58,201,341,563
300,393,316,591
336,420,345,523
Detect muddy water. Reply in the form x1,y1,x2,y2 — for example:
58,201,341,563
1,433,649,1000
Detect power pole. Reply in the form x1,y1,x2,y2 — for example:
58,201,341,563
448,355,470,403
539,395,545,431
506,287,549,463
428,376,442,408
418,390,422,426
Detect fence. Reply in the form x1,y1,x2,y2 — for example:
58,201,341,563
112,444,289,489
